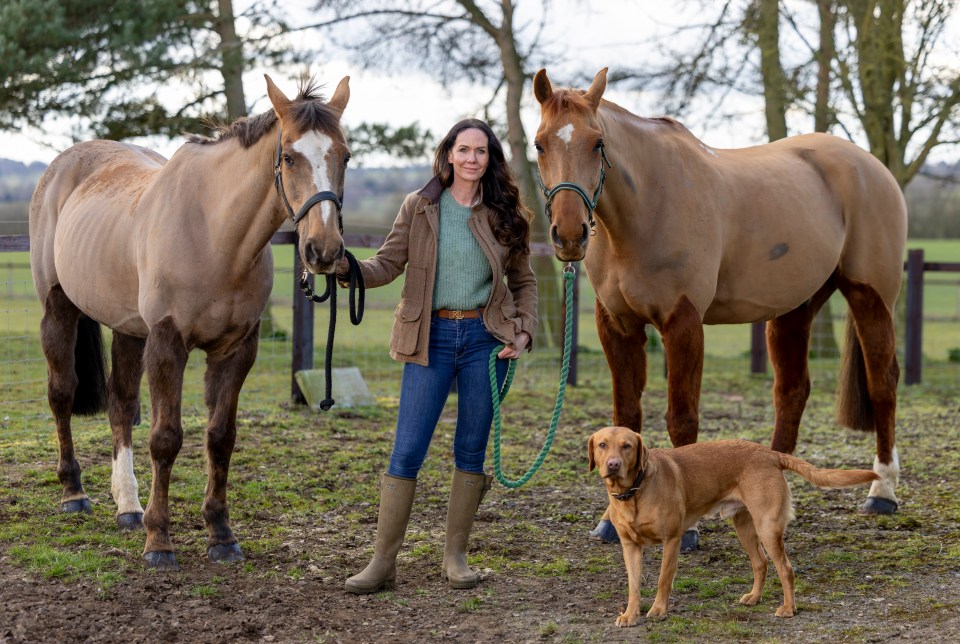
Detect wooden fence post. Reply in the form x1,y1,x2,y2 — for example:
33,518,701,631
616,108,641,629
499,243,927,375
904,248,924,385
750,322,768,374
291,233,314,404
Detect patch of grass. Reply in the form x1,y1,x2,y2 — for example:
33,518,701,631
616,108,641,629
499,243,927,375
9,544,124,588
189,584,221,598
457,596,483,612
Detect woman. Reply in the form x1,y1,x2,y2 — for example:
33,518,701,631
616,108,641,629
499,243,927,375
342,118,538,594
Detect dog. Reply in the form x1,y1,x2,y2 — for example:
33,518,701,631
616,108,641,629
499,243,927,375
587,426,879,625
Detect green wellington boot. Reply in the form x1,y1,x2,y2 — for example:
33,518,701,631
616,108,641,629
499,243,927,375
442,468,493,589
344,474,417,594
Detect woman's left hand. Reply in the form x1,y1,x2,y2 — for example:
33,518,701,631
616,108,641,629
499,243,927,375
498,331,531,360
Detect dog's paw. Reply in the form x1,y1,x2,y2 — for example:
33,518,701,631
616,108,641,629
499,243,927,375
775,605,795,618
615,611,640,627
739,592,761,606
646,603,669,619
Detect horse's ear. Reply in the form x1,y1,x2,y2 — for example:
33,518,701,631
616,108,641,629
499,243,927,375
583,67,608,112
265,74,292,116
533,68,553,106
328,76,350,116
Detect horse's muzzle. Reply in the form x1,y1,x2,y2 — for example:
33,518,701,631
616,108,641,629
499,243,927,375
301,239,345,275
551,224,588,262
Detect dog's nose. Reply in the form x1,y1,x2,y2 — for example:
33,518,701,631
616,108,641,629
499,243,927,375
606,457,621,471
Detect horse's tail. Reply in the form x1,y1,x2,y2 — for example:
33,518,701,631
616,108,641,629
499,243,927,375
72,315,108,416
779,453,879,489
836,314,875,431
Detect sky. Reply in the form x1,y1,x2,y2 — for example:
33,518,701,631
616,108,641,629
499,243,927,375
1,1,957,167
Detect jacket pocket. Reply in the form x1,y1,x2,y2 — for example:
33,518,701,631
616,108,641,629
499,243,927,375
391,266,426,355
391,301,422,356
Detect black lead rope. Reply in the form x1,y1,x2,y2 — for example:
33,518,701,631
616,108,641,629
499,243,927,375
274,125,366,411
298,251,365,410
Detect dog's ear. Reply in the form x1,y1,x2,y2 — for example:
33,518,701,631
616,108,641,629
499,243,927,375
634,432,648,472
587,434,596,471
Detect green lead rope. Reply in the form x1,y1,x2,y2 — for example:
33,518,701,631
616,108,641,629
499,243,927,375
489,264,576,488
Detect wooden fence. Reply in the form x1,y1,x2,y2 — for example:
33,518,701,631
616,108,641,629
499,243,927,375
2,234,956,402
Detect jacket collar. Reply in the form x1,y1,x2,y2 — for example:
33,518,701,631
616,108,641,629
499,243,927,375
417,175,445,204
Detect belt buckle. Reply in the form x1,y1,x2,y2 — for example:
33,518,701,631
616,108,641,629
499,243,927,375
451,309,465,320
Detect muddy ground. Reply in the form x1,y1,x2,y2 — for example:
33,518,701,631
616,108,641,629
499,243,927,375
2,375,960,643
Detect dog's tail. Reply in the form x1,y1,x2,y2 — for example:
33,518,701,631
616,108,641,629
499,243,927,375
778,453,878,489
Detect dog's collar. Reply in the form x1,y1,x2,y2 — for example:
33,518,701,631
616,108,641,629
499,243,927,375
611,468,646,501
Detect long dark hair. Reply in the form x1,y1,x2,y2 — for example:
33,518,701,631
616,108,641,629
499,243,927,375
433,119,531,266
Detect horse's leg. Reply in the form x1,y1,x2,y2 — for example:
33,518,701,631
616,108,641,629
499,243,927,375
767,280,836,454
660,294,704,552
838,278,900,514
39,286,88,513
660,295,703,448
201,322,259,563
108,331,146,530
595,300,647,432
591,301,647,543
141,317,189,570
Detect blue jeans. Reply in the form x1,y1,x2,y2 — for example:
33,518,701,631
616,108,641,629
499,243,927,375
387,314,509,479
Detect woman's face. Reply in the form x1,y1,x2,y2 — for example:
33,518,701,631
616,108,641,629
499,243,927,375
447,127,490,186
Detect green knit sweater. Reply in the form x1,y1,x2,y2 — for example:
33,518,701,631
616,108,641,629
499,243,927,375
432,189,492,310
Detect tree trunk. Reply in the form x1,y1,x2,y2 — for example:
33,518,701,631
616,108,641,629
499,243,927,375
215,0,247,118
758,0,788,141
810,0,840,359
495,0,562,348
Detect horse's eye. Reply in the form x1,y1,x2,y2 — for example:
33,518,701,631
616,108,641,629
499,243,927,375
282,154,293,167
594,140,604,153
344,153,351,167
534,141,544,154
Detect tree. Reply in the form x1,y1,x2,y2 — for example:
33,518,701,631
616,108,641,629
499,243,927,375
0,0,311,140
305,0,568,348
619,1,960,188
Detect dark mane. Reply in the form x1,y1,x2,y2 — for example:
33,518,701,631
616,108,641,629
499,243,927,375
186,77,343,149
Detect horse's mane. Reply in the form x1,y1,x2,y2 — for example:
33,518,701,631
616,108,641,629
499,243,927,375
545,88,690,135
187,77,343,149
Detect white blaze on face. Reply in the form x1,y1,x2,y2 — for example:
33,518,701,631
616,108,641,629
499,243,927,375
555,123,575,146
111,445,144,516
292,130,335,226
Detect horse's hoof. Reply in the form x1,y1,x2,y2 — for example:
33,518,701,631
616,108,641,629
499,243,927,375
116,512,144,531
60,498,92,514
208,543,244,563
589,519,620,544
143,551,180,571
680,529,700,553
861,496,898,515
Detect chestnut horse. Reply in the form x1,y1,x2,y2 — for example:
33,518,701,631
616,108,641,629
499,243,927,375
533,68,906,540
29,74,351,569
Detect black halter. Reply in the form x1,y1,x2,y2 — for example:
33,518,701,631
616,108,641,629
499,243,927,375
273,127,344,228
537,144,612,230
612,467,646,501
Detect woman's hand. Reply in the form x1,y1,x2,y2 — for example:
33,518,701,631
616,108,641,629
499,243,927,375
498,331,531,360
336,256,350,276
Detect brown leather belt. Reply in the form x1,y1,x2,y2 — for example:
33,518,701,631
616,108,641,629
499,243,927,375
434,308,484,320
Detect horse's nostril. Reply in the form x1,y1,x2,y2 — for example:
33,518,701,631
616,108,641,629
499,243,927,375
580,224,589,245
304,241,320,266
550,225,562,247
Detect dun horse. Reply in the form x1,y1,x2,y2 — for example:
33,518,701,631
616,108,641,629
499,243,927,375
533,68,906,542
29,75,351,569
